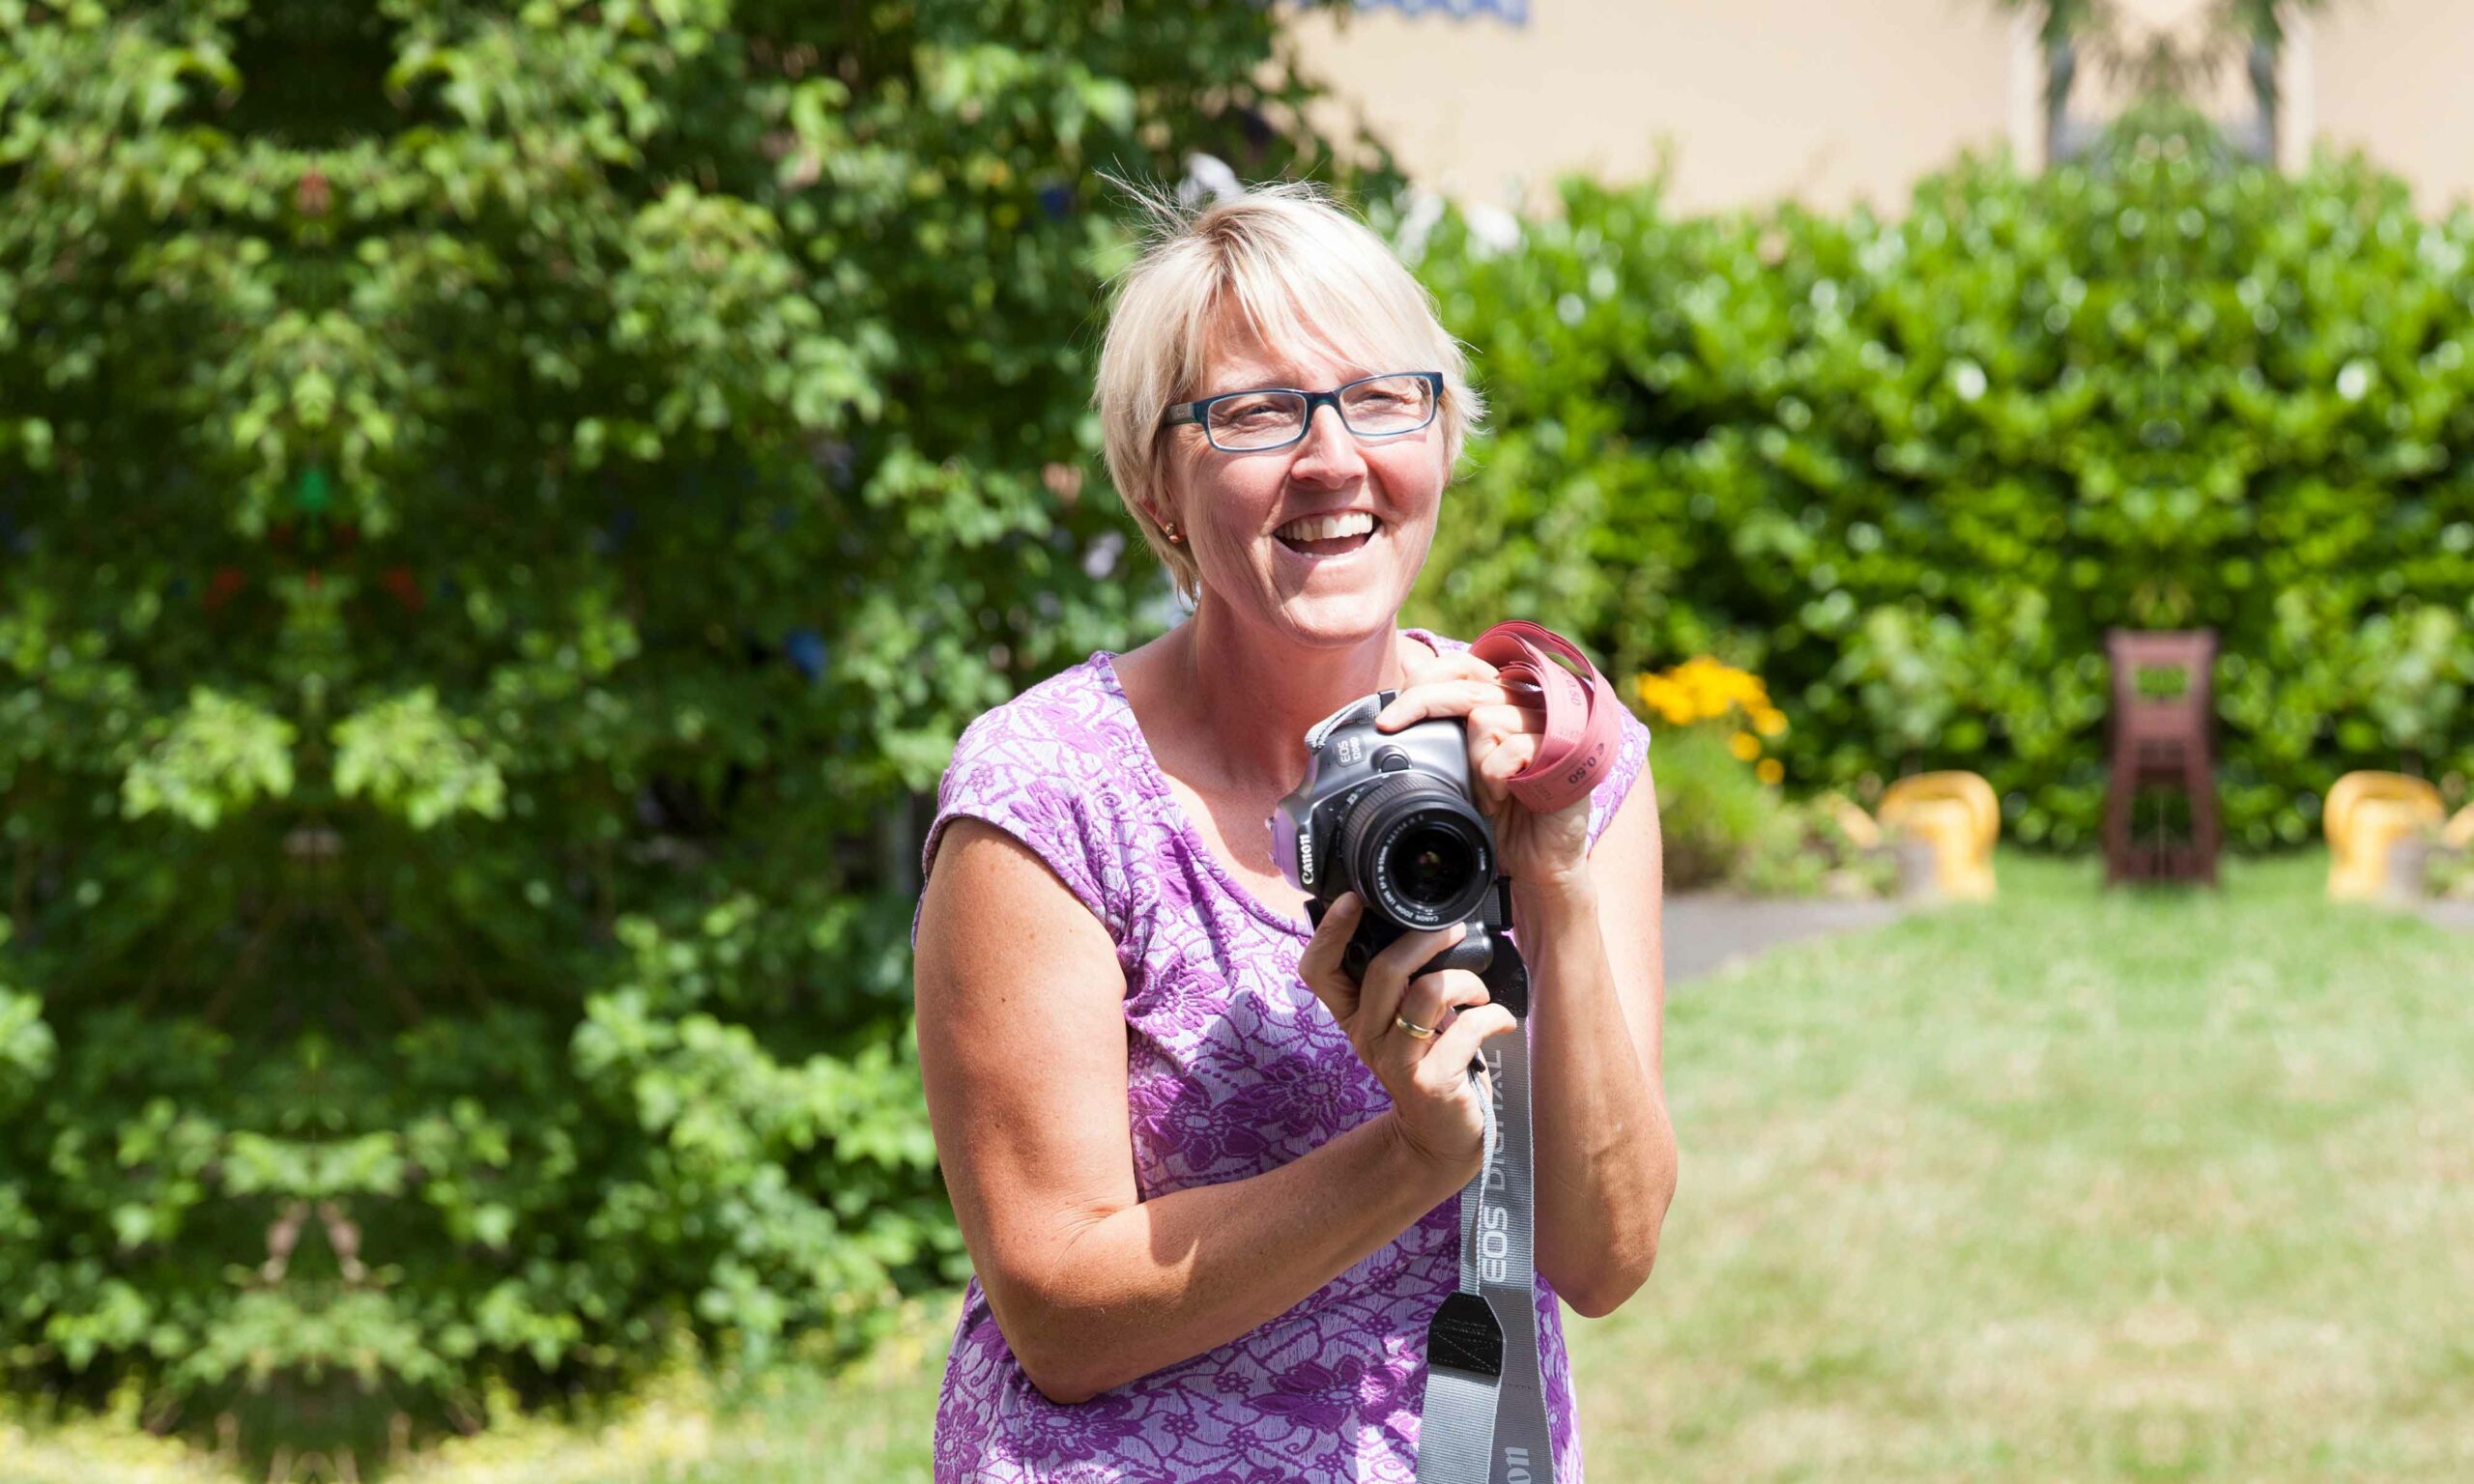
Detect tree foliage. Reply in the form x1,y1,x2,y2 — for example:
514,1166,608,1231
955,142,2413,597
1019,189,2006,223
0,0,1380,1461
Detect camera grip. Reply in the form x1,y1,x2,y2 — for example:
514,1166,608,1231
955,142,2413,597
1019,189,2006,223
1299,897,1531,1066
1319,910,1498,985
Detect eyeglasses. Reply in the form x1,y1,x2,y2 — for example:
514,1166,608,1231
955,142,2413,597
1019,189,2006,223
1161,371,1444,453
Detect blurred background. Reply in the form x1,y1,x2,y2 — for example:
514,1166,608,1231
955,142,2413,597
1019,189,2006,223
5,2,2474,1481
1297,0,2474,214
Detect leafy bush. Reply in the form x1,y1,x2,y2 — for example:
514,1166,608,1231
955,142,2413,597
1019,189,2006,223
1401,102,2474,851
1649,726,1784,891
2428,842,2474,901
0,0,1379,1467
1734,807,1901,900
1629,655,1885,895
1644,726,1895,898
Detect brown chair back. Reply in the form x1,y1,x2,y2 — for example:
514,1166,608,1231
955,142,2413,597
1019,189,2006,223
2104,628,2221,884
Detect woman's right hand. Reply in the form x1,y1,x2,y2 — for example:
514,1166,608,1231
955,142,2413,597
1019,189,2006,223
1298,891,1520,1186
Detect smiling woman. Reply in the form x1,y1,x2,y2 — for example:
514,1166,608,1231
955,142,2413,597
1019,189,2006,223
908,179,1670,1483
1095,178,1484,616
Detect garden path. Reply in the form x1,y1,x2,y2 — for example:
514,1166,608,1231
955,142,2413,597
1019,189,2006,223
1660,891,1908,985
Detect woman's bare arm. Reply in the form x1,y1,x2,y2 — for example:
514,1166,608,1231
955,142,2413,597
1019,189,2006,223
1515,768,1677,1318
913,816,1467,1405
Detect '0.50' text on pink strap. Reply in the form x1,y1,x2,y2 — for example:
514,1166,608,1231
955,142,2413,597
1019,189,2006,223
1465,619,1625,816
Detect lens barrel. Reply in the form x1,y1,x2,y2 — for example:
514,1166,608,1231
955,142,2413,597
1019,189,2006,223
1338,774,1494,928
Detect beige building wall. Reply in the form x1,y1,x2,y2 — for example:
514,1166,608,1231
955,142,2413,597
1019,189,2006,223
1289,0,2474,218
1287,0,2027,216
2309,0,2474,213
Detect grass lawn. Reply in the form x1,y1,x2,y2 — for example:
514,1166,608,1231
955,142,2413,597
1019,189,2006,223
21,849,2474,1482
1589,848,2474,1482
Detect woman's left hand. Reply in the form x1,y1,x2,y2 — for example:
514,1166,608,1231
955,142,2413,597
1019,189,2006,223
1373,645,1593,893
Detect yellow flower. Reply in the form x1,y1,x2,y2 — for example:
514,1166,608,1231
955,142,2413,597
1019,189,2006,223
1634,674,1696,727
1757,757,1784,785
1637,656,1782,729
1729,730,1762,762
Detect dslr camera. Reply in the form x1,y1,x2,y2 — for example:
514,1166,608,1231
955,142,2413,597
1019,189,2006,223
1271,689,1510,986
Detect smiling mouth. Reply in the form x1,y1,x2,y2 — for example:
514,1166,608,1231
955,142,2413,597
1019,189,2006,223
1276,517,1383,558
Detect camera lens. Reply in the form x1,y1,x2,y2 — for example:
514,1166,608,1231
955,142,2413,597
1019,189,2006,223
1392,822,1475,907
1339,773,1494,928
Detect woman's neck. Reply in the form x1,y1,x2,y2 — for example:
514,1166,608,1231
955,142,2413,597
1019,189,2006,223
1148,599,1417,800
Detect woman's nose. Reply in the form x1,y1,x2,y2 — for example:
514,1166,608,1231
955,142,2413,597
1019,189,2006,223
1288,401,1366,479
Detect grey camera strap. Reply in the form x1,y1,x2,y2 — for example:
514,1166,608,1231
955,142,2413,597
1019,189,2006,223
1417,885,1554,1483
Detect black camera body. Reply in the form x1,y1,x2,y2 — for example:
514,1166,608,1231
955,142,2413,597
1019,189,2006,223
1270,689,1510,990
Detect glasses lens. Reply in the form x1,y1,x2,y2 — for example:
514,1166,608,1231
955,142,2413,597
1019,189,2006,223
1206,391,1308,450
1339,375,1436,436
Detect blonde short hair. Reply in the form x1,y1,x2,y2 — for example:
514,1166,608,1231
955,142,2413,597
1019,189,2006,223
1094,178,1484,608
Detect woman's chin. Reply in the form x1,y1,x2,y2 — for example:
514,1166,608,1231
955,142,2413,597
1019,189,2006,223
1201,545,1414,636
1268,589,1403,644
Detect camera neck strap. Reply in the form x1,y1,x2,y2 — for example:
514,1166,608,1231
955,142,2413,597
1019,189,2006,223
1418,882,1555,1483
1415,621,1617,1481
1465,620,1625,816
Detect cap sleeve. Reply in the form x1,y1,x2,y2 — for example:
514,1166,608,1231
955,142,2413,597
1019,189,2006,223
911,702,1127,952
1584,702,1654,855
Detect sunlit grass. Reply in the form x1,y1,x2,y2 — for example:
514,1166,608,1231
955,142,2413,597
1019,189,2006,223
14,849,2473,1482
1586,850,2474,1482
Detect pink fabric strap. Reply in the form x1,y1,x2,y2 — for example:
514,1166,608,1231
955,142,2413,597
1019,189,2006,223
1467,620,1626,815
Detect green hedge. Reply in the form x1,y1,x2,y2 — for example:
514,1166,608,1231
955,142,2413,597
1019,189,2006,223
1404,105,2474,848
0,0,1382,1466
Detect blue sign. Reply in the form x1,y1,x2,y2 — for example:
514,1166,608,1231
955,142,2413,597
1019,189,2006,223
1356,0,1528,20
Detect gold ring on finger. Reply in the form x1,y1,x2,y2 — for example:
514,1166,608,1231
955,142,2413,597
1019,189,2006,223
1393,1013,1437,1041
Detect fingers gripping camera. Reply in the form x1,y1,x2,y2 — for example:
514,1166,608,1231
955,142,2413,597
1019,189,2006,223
1270,690,1516,998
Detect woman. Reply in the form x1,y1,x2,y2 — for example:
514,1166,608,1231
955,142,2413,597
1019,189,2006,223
909,179,1676,1483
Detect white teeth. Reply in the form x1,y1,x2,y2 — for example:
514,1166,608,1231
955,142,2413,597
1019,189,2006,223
1275,511,1377,543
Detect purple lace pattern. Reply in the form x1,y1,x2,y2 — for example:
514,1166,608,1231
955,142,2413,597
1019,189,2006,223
910,628,1653,1483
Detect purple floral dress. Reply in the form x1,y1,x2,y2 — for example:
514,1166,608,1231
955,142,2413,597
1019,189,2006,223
911,626,1653,1482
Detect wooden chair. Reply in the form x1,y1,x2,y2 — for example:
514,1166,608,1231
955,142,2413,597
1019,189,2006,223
2103,629,2220,885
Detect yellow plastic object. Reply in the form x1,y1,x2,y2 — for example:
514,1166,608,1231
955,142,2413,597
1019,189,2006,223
2324,771,2444,900
1877,771,1999,900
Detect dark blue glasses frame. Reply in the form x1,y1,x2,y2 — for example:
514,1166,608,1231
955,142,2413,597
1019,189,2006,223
1161,371,1445,452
